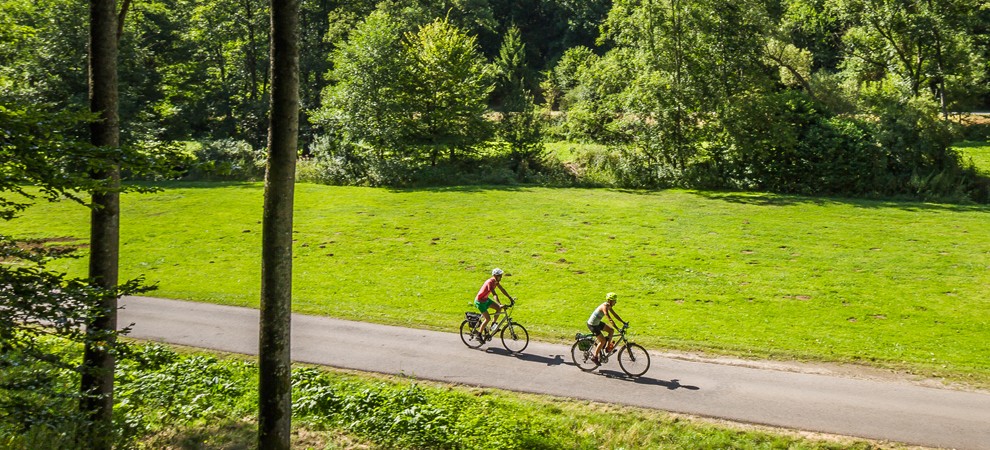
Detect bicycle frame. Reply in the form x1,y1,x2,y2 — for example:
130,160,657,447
460,298,529,353
487,301,515,333
571,322,650,376
602,327,630,357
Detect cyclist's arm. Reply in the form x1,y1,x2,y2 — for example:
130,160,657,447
607,306,626,326
496,283,511,301
609,308,626,325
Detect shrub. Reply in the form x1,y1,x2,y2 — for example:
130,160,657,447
183,139,266,181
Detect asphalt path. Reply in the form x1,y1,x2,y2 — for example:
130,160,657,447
119,296,990,449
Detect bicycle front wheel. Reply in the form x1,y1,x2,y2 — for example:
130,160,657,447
500,322,529,353
459,320,483,349
617,343,650,377
570,339,599,371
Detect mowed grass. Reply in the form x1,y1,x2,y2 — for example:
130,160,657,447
3,183,989,387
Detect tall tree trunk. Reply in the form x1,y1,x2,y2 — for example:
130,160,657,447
258,0,299,448
80,0,120,448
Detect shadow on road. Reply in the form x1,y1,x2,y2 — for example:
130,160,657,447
598,369,701,391
481,348,701,392
484,347,566,366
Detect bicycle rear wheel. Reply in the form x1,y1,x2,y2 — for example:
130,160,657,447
617,343,650,377
570,339,599,371
500,322,529,353
459,320,483,348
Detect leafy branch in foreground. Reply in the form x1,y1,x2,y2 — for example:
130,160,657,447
0,102,190,219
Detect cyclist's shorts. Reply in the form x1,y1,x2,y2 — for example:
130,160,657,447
588,322,606,336
475,298,493,313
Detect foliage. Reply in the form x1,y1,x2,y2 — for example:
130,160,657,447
542,0,990,201
404,18,494,163
494,26,546,170
0,236,153,447
828,0,988,114
314,14,493,169
4,0,990,200
1,90,167,450
181,139,266,181
314,11,411,158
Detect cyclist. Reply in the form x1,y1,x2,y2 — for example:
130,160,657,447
474,268,512,339
586,292,626,364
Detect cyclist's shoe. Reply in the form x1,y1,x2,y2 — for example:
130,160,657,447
591,355,600,365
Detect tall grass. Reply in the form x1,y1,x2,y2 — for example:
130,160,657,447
2,183,988,387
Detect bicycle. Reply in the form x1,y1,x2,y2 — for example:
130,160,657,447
459,298,529,353
571,322,650,377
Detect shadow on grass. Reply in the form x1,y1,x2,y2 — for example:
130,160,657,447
145,419,254,450
597,369,701,391
386,184,539,194
128,180,261,190
691,190,990,213
130,180,990,211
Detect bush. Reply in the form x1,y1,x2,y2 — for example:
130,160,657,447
183,139,266,181
0,341,88,450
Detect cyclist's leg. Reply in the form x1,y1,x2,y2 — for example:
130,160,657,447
589,323,605,360
475,299,492,334
477,311,491,334
603,324,615,351
489,304,504,329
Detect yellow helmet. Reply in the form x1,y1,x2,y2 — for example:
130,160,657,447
606,292,617,303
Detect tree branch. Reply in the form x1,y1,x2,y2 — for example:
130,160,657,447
116,0,132,42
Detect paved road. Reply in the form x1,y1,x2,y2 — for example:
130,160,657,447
120,296,990,449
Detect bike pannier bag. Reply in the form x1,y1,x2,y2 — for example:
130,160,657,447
465,312,481,327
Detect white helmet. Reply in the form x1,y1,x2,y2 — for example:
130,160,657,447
492,268,504,276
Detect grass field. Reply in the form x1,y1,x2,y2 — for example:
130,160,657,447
3,183,988,388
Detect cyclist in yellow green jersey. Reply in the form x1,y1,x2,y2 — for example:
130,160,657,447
586,292,626,364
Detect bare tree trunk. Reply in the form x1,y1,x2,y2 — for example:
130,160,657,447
80,0,119,448
258,0,299,448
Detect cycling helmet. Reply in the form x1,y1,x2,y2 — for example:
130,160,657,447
492,268,504,276
606,292,617,303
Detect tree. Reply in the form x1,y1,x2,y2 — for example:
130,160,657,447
494,25,544,168
314,11,411,157
315,15,492,167
258,0,299,446
78,0,122,447
829,0,987,117
405,18,493,164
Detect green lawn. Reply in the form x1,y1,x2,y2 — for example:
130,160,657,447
4,183,988,387
954,141,990,174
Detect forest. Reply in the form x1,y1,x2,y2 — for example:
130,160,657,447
3,0,990,201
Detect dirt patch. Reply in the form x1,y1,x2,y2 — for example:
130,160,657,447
952,113,990,125
3,237,86,260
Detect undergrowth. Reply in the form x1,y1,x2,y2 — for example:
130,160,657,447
1,342,888,449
